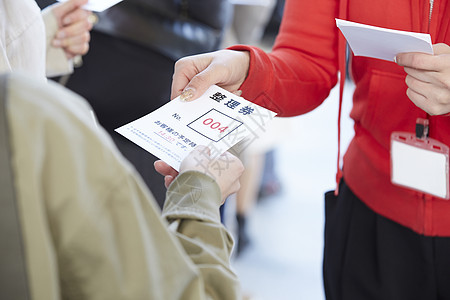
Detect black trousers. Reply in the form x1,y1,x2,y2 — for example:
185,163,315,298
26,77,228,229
324,180,450,300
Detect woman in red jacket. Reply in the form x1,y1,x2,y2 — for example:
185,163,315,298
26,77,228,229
167,0,450,299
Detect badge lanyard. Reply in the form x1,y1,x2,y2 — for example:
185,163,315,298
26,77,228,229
391,118,449,199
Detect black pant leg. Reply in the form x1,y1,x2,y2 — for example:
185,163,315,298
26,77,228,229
434,237,450,300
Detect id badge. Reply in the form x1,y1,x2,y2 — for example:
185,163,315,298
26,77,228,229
391,131,449,199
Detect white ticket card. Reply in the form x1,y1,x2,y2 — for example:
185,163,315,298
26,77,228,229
57,0,123,12
115,85,277,171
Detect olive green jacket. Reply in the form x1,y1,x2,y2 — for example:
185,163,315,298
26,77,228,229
2,73,241,299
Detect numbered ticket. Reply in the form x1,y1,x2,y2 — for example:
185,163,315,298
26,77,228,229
115,85,277,171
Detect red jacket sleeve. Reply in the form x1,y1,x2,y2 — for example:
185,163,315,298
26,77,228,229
229,0,340,117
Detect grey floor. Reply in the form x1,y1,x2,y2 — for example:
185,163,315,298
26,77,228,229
230,80,355,300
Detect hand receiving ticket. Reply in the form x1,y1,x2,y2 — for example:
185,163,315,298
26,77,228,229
115,85,277,171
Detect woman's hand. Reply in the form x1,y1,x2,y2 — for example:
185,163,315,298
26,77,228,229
171,49,250,101
396,43,450,115
50,0,94,58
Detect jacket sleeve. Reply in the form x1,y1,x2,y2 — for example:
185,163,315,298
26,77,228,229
41,6,74,77
162,171,241,299
229,0,340,117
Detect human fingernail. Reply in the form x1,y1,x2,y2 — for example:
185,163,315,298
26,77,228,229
180,88,195,102
233,90,243,97
87,14,98,25
63,17,71,25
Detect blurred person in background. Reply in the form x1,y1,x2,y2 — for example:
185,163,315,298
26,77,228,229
221,0,285,256
223,0,277,47
1,0,93,79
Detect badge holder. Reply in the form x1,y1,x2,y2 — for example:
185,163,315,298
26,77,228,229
391,118,449,199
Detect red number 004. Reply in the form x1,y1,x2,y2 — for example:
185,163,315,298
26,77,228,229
202,118,228,133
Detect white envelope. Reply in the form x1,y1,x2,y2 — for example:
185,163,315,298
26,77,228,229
57,0,123,12
336,19,433,62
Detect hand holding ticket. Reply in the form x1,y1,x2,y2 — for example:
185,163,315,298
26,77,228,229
116,85,277,171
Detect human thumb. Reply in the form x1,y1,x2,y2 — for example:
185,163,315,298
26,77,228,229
177,64,223,102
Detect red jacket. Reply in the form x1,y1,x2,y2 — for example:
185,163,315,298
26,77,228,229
230,0,450,236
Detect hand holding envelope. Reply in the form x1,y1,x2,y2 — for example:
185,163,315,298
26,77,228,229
51,0,94,58
336,19,450,116
396,43,450,116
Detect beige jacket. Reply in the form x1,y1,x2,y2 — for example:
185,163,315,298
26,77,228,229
4,72,241,299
